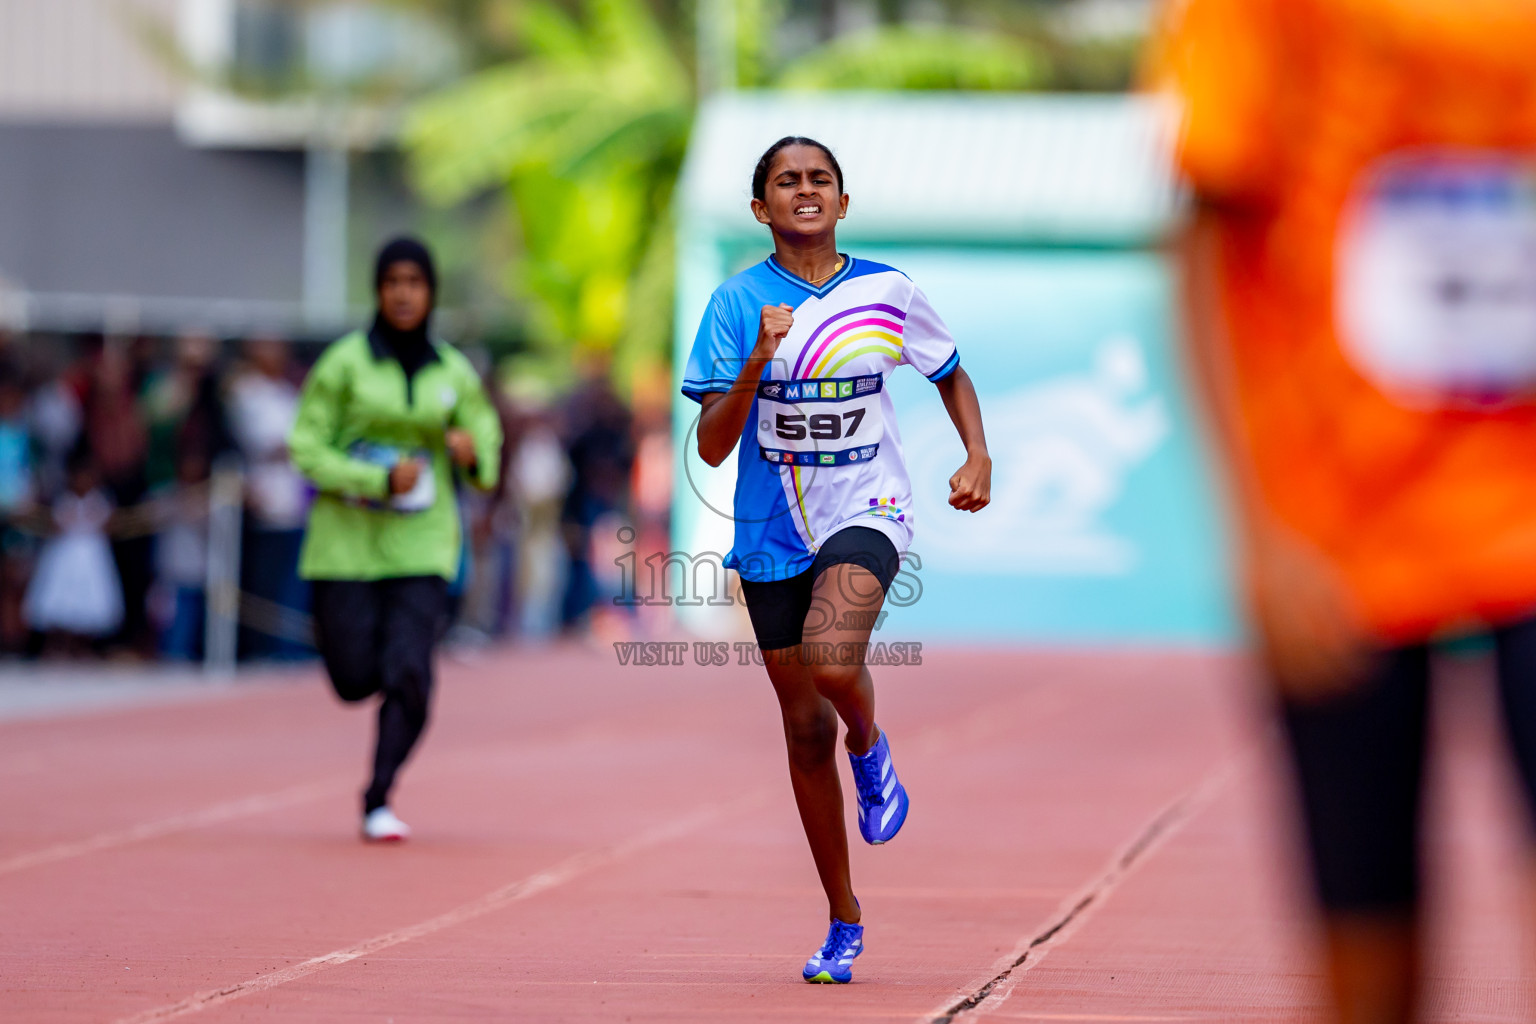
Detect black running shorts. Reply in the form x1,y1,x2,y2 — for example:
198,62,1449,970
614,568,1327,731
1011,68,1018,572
738,526,900,651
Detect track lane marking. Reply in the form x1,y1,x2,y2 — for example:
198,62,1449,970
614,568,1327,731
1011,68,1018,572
921,756,1248,1023
98,673,1141,1022
0,779,346,877
111,794,766,1024
104,686,1049,1021
958,1013,1198,1019
0,719,638,878
0,663,1044,880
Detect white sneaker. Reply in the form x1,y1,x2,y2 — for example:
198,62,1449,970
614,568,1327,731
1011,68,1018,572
362,807,411,842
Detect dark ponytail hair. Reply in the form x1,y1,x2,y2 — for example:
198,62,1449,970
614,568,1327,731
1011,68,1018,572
751,136,844,201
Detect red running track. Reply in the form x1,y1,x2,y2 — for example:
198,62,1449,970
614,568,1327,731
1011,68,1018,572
1,645,1531,1022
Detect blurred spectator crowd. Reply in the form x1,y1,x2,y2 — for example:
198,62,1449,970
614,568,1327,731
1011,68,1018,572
0,334,668,663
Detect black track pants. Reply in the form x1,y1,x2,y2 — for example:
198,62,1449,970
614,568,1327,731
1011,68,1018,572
1281,615,1536,913
311,576,448,815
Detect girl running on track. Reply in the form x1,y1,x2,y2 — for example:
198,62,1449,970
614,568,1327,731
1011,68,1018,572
682,137,991,983
289,237,502,843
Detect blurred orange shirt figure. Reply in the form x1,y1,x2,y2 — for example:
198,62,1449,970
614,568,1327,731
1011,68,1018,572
1151,0,1536,643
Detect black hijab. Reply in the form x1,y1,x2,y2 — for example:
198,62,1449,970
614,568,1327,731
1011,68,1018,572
369,237,438,380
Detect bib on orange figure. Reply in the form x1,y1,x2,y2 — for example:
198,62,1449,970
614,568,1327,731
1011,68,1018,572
1150,0,1536,642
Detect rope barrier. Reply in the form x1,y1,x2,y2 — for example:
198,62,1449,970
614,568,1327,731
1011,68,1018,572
235,590,316,648
0,483,214,540
1,467,315,671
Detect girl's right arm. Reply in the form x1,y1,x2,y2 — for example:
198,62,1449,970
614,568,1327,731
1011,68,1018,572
288,349,395,500
696,303,794,467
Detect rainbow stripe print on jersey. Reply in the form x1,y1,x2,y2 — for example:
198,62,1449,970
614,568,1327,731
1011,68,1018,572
784,304,907,533
866,497,906,524
790,303,906,380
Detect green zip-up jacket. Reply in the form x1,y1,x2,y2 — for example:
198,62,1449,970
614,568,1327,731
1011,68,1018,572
289,330,503,582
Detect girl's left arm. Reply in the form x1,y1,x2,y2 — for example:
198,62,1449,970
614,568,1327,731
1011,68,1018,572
448,357,504,491
933,366,990,512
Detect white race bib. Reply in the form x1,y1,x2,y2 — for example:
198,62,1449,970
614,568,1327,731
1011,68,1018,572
390,461,436,512
348,441,437,513
1337,151,1536,405
756,374,885,467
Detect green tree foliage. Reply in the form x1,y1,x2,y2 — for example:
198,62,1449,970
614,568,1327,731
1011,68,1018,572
402,0,691,385
134,1,1138,383
777,25,1047,91
400,0,1131,388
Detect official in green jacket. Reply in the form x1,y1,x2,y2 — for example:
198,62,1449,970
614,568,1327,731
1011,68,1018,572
289,237,502,842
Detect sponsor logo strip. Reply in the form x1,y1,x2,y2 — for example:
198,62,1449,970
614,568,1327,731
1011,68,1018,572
757,375,882,402
760,443,881,466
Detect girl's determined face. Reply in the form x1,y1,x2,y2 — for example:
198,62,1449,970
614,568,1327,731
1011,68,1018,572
378,261,433,333
751,145,848,241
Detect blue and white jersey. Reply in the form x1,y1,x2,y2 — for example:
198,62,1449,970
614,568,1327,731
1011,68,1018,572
682,255,960,582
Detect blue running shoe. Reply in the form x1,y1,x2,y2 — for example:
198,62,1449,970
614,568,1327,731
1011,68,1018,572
803,918,863,983
849,727,908,845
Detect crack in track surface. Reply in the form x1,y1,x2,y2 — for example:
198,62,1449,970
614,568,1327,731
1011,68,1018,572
927,758,1242,1023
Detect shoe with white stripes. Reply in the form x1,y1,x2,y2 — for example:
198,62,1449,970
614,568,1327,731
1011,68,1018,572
849,727,908,845
803,918,863,983
362,806,411,842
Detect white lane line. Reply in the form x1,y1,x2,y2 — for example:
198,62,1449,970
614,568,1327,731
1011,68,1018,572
96,675,1105,1019
921,756,1248,1024
964,1014,1198,1022
0,720,636,879
0,779,345,878
111,794,760,1024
